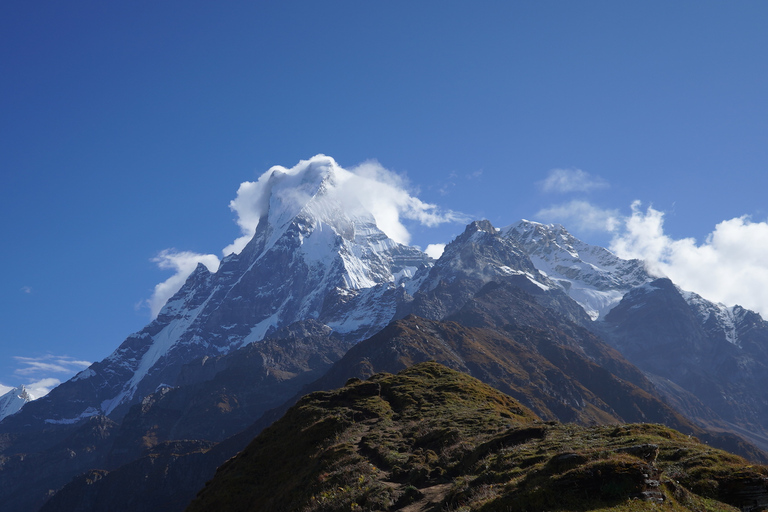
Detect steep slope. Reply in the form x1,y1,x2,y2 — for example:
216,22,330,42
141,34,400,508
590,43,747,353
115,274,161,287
600,278,768,450
187,363,768,512
0,416,118,512
0,321,349,512
106,320,349,467
314,313,690,428
501,220,652,319
105,320,349,468
33,217,768,512
404,220,592,327
313,291,762,462
3,156,430,430
0,156,434,512
0,385,31,421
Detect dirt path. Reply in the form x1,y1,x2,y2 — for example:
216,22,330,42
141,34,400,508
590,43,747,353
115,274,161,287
398,483,453,512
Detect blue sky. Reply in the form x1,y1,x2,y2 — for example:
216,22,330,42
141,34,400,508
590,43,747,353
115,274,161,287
2,1,767,396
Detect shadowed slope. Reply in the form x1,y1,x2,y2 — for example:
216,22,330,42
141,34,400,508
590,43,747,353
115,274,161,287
187,363,768,512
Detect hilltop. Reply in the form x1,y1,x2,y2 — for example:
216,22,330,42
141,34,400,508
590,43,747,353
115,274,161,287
187,362,768,512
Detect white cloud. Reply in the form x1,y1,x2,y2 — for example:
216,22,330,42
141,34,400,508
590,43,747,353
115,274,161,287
148,155,467,318
0,384,12,396
609,202,768,317
343,159,468,244
147,250,220,318
468,170,483,180
536,200,621,232
223,155,467,252
540,168,609,194
14,355,91,376
25,378,61,400
534,199,768,317
425,243,446,259
7,355,92,400
20,286,32,294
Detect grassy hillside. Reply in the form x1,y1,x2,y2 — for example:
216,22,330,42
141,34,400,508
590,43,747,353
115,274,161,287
187,362,768,511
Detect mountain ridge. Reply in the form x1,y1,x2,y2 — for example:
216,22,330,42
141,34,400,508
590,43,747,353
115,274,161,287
3,160,768,511
185,362,768,512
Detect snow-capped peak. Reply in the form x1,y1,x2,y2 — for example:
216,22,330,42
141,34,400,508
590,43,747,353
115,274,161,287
261,156,359,232
501,219,653,319
679,287,743,347
48,156,433,420
0,385,31,421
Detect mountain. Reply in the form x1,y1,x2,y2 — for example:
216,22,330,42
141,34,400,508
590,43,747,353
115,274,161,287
39,220,766,512
1,156,430,428
0,386,31,421
599,278,768,451
0,156,432,511
4,163,768,511
36,283,766,512
186,362,768,512
104,320,348,468
496,221,768,450
403,220,592,327
32,156,431,424
501,220,652,319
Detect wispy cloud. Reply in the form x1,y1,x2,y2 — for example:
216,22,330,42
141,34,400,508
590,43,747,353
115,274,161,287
536,200,621,232
145,250,220,318
25,378,62,400
6,355,92,399
14,355,91,376
20,286,32,294
539,168,609,194
467,170,483,180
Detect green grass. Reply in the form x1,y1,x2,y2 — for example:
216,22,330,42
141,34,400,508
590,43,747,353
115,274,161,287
187,363,767,512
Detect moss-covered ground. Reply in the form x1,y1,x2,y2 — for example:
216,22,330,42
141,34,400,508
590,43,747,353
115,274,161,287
187,362,768,512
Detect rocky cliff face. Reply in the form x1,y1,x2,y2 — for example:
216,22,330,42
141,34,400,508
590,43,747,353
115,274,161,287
599,278,768,450
501,220,652,319
2,157,431,431
404,220,592,327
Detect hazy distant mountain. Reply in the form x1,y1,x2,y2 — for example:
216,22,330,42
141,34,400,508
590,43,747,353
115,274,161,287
599,278,768,451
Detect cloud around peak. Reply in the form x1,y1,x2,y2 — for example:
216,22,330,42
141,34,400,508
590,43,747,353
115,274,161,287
147,155,467,318
609,202,768,316
222,155,467,255
147,250,221,318
538,197,768,318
